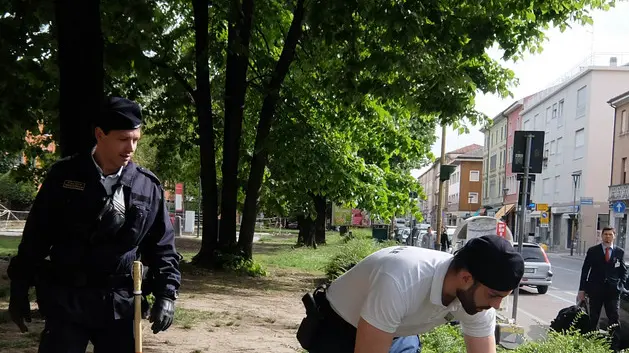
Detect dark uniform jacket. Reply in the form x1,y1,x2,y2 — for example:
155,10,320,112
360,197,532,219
579,244,628,297
7,153,181,326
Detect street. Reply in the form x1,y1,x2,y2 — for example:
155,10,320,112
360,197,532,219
500,252,585,340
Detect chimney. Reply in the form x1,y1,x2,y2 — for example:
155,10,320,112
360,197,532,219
610,57,618,67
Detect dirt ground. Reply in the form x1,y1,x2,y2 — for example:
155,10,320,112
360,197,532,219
0,239,323,353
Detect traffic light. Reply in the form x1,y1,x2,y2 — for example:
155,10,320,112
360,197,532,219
439,164,457,182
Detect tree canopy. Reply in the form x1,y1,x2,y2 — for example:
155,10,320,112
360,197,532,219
0,0,616,264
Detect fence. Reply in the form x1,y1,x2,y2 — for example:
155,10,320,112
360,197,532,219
0,208,28,231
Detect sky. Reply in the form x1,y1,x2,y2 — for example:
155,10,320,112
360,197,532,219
411,2,629,178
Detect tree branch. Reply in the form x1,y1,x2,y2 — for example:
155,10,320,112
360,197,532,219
151,59,196,103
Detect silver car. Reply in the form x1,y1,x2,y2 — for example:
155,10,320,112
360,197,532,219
513,242,553,294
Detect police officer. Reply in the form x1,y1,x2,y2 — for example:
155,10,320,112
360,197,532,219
7,97,181,352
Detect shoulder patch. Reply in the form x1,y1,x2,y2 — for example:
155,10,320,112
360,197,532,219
137,166,161,185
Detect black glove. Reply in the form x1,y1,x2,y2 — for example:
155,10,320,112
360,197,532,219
149,297,174,334
9,282,31,333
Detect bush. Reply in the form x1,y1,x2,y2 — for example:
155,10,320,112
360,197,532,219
420,323,615,353
0,172,36,210
324,236,398,281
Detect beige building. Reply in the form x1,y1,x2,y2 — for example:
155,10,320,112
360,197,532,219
608,89,629,252
481,113,508,214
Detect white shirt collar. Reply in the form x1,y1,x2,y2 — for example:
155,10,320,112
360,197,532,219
91,147,123,178
429,257,460,309
602,243,614,250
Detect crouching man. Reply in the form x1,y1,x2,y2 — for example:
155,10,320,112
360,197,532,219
297,235,524,353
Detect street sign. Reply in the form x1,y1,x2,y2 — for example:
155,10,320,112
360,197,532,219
512,131,545,174
536,203,548,212
612,201,626,214
540,211,550,228
580,197,594,206
497,221,507,238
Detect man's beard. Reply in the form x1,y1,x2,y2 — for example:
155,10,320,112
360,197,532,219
456,281,490,315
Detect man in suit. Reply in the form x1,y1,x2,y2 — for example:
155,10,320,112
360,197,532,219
578,227,627,349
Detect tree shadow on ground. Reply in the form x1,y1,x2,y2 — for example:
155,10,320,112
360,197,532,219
179,263,327,297
252,242,297,255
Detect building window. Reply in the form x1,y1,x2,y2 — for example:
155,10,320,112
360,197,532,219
558,100,564,126
554,175,560,196
469,170,480,182
508,146,513,164
546,107,551,124
490,154,497,171
489,180,496,198
576,86,587,117
468,192,479,204
556,137,563,164
622,157,627,184
550,140,556,155
543,178,551,195
574,128,585,159
621,110,628,134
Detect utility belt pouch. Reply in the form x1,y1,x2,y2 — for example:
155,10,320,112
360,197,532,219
297,285,330,350
297,292,322,350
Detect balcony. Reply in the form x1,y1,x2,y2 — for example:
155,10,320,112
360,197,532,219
609,184,629,202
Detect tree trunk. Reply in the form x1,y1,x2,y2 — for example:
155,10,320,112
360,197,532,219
191,0,219,267
218,0,254,251
313,194,326,244
296,214,316,249
238,0,306,259
55,0,103,157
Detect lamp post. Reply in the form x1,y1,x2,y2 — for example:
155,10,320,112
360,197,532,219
570,172,581,256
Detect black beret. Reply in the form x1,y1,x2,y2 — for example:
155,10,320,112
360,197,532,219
96,97,143,131
459,235,524,291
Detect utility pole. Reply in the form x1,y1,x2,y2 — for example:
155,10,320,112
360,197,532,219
436,125,447,249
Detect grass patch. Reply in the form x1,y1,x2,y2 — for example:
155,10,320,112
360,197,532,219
254,233,346,274
253,227,394,278
0,235,20,257
174,307,218,329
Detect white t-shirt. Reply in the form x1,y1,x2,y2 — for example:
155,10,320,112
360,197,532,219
326,246,496,338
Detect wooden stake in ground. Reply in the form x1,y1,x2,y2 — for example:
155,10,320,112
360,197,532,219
133,261,143,353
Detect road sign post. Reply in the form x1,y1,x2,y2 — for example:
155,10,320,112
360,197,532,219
510,131,544,325
512,133,534,322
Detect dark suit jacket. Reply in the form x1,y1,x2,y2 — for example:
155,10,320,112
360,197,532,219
579,244,628,297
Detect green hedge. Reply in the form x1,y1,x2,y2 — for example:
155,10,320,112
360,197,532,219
420,321,615,353
324,232,397,281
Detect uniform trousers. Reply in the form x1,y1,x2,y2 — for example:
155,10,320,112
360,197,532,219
38,316,134,353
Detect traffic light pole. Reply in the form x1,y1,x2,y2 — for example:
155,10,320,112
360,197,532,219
512,133,533,322
436,125,447,249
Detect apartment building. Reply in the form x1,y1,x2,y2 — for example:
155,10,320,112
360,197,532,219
520,60,629,251
418,166,436,224
446,146,483,225
418,144,483,227
608,89,629,251
481,112,508,215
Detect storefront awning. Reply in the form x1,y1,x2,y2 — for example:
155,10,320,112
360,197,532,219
494,203,516,220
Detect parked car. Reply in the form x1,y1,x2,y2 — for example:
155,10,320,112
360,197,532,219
514,242,553,294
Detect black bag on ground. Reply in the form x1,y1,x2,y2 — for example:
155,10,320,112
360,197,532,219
550,302,591,334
